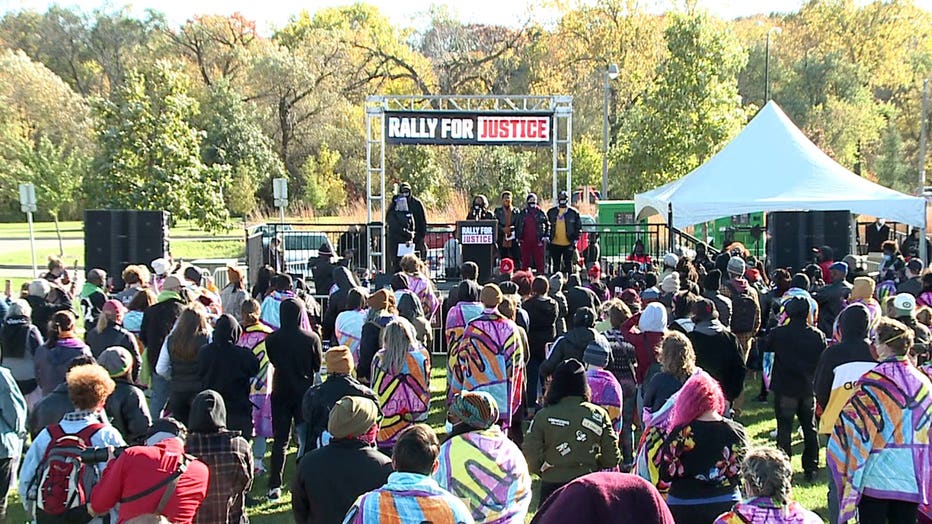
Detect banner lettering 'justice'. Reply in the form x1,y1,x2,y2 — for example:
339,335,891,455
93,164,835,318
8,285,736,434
384,111,553,146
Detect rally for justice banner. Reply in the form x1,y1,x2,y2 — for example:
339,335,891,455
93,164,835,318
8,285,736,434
384,111,554,146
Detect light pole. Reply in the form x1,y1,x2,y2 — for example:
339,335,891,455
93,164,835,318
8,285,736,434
764,27,782,104
602,62,619,200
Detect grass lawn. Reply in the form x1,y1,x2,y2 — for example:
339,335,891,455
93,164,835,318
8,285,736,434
0,359,830,523
0,219,241,238
0,240,243,271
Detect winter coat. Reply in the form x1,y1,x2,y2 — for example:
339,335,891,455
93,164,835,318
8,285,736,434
86,321,142,381
197,340,260,436
105,378,152,444
293,438,392,524
523,295,558,361
34,337,92,395
301,373,378,451
219,285,249,325
701,290,732,328
814,280,852,337
357,314,395,383
265,300,322,401
140,291,186,369
765,317,826,398
546,206,582,244
540,328,609,378
688,321,747,401
322,267,359,342
0,314,42,386
515,206,550,243
564,274,600,321
524,396,620,483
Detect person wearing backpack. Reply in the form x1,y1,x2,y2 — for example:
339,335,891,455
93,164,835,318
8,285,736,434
90,418,209,524
19,363,126,524
0,359,27,521
721,257,761,371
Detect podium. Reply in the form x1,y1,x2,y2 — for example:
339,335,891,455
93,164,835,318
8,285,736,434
457,220,496,282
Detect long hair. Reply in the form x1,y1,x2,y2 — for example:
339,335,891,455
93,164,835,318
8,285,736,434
241,298,261,327
251,265,275,299
127,288,156,312
660,331,696,382
379,318,417,375
667,370,726,431
169,307,210,362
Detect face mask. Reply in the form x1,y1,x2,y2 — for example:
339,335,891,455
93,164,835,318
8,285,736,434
401,190,411,198
559,200,568,207
527,201,537,207
474,202,483,209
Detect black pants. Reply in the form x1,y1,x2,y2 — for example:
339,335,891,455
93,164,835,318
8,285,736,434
0,457,11,519
538,481,567,508
858,495,918,523
548,244,575,274
774,393,819,473
270,395,303,490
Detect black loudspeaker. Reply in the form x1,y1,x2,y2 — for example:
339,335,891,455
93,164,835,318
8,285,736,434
767,211,853,273
85,210,169,290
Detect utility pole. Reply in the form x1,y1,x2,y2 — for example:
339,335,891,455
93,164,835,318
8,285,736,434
602,63,619,200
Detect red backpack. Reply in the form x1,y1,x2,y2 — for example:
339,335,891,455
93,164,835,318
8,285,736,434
34,423,105,524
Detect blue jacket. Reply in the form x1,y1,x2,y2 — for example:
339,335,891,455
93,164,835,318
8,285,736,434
0,367,25,459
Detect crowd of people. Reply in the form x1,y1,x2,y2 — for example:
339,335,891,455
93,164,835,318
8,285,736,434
2,208,932,523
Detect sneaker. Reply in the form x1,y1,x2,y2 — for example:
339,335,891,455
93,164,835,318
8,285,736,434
267,487,282,501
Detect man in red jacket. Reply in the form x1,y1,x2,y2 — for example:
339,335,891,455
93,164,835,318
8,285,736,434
90,418,209,524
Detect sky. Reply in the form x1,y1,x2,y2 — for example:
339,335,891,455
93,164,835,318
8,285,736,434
1,0,929,32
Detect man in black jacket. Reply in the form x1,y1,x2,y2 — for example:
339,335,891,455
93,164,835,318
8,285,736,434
546,191,582,275
302,346,378,453
539,307,609,380
814,262,852,337
309,243,337,296
564,273,599,322
764,297,825,480
896,258,924,297
701,269,732,329
687,299,746,404
99,346,152,444
265,298,322,500
292,396,391,524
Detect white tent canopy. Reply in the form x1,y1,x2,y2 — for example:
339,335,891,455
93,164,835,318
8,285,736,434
634,101,926,230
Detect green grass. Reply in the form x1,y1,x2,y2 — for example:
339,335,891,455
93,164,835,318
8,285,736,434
0,359,829,523
0,240,243,270
0,219,239,238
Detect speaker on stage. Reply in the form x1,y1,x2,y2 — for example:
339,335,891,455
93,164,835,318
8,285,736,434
767,211,853,272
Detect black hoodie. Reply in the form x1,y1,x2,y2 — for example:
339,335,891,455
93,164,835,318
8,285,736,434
322,267,359,342
814,304,875,415
266,299,322,399
186,390,253,524
764,298,826,398
198,315,260,435
564,274,599,321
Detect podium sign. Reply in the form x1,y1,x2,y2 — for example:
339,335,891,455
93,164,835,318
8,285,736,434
457,220,496,282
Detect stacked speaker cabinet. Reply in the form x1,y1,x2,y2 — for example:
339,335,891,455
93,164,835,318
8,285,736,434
766,211,853,273
84,210,169,290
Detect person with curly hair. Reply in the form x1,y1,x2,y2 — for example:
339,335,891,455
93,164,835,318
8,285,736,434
642,332,697,414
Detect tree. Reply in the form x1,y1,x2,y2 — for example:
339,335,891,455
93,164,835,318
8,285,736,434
301,144,347,215
88,61,229,231
166,13,259,87
616,12,747,197
198,81,285,216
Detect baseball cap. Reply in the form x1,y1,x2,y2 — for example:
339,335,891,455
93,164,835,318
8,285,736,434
894,293,917,318
98,346,133,378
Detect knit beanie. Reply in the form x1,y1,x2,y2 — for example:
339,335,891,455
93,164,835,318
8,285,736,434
663,253,679,269
325,346,354,375
328,396,380,440
448,391,499,430
583,338,611,368
692,298,718,322
551,358,587,394
102,299,126,324
703,269,722,292
549,273,565,293
727,257,746,277
851,277,875,302
661,273,680,293
481,283,503,308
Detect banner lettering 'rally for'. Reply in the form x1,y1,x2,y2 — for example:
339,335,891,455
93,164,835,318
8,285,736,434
384,111,553,146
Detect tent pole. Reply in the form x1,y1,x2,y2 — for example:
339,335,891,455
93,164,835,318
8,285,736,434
668,204,675,253
922,199,929,266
